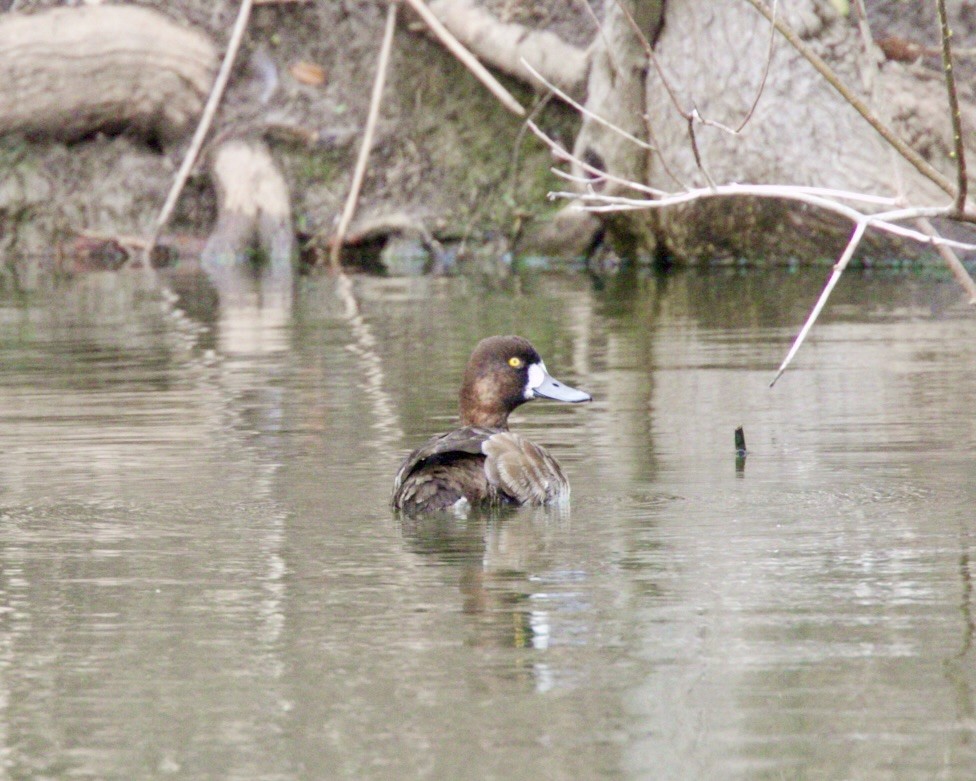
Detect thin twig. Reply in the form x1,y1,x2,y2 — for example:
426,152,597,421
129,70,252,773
521,59,654,151
606,0,718,183
524,58,689,189
527,120,665,196
143,0,254,265
615,0,776,137
685,114,714,186
937,0,968,214
727,0,778,134
329,0,398,271
401,0,525,116
851,0,877,66
576,0,621,81
742,0,962,208
608,0,776,185
642,102,689,190
769,221,868,387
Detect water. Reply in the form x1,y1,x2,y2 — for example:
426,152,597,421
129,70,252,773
0,267,973,779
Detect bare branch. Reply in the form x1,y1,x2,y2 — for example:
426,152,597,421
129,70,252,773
915,216,976,303
329,0,397,271
691,0,779,135
524,55,690,189
575,0,624,90
546,0,976,386
557,181,976,252
685,114,715,186
770,221,868,387
937,0,969,214
608,0,717,183
143,0,254,266
526,120,666,196
534,120,976,253
521,59,655,152
851,0,877,58
401,0,525,116
575,201,975,254
731,0,777,133
614,0,776,137
606,0,781,186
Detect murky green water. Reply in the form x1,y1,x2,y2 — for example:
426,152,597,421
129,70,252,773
0,267,973,779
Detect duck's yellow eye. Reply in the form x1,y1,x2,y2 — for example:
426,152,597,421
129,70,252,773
508,356,523,368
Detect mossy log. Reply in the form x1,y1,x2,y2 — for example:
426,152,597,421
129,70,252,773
0,6,216,142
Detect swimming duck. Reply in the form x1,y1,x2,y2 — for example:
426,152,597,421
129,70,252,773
392,335,591,514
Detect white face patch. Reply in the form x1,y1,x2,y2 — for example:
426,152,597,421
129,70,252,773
525,362,546,399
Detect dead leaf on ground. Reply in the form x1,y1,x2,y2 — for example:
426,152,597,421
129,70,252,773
290,61,327,86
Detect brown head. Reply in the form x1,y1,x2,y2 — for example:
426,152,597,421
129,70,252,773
458,335,591,429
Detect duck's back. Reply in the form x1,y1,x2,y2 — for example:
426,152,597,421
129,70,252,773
392,427,495,514
392,426,569,514
481,431,569,505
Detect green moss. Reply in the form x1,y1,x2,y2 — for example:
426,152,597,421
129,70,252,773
292,148,344,184
388,38,581,239
278,33,580,252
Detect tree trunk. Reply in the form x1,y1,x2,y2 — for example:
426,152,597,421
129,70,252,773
574,0,959,263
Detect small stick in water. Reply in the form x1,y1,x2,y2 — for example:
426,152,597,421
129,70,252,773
734,426,747,456
734,425,747,474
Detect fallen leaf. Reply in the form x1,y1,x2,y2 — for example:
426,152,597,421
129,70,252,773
290,61,326,86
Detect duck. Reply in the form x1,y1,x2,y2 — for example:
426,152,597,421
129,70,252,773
392,335,591,514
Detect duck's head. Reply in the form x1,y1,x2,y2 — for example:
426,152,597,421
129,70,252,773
458,335,591,429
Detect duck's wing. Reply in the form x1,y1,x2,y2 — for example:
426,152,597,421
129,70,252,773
392,426,498,511
482,431,569,506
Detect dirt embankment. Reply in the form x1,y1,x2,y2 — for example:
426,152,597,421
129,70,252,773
0,0,592,281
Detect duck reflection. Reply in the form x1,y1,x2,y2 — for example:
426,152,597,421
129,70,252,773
399,505,571,655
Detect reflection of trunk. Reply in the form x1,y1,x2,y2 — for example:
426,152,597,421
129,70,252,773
574,0,963,263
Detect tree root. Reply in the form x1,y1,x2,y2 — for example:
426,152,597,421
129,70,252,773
202,137,294,280
0,6,215,143
423,0,589,96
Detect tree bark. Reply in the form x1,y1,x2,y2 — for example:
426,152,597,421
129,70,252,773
574,0,962,263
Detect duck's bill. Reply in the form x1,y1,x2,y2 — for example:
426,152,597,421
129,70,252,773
528,364,592,403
